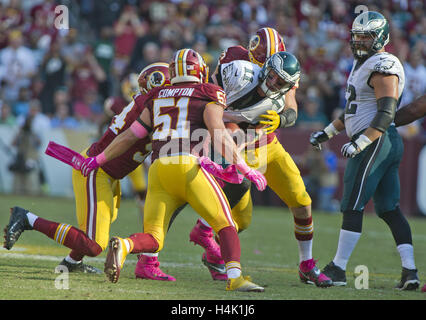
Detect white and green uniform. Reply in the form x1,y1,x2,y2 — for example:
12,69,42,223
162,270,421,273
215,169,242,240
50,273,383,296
219,60,285,124
341,52,405,215
344,52,405,138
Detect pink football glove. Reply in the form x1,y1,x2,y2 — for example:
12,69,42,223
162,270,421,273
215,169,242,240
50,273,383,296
80,156,101,177
235,162,267,191
198,156,244,184
45,141,85,170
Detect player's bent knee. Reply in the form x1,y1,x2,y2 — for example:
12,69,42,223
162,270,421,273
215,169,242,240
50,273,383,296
85,242,103,257
232,209,252,232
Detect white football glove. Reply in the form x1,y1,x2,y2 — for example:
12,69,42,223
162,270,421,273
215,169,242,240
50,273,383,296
341,134,372,158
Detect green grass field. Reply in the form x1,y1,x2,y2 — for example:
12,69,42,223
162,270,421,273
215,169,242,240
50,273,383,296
0,193,425,301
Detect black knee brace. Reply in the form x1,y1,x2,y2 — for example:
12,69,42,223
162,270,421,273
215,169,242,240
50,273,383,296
342,210,364,233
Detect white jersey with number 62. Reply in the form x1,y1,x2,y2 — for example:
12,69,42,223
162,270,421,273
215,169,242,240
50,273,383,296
343,52,405,138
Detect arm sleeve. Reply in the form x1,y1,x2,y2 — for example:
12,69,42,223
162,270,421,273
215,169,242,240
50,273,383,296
279,108,297,128
370,97,397,132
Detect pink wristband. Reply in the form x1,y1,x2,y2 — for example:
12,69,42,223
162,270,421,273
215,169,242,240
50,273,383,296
130,121,149,139
95,152,107,165
235,161,251,175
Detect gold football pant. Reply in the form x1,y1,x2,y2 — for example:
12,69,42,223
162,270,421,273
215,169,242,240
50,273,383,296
231,189,252,232
72,150,121,251
144,155,235,252
246,136,311,207
128,164,147,192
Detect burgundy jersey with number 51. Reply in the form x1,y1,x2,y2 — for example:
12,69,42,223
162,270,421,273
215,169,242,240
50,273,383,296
140,83,227,161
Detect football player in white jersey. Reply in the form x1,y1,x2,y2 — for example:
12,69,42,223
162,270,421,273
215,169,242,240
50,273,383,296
310,11,420,290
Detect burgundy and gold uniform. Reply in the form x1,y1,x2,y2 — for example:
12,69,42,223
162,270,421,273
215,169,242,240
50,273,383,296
139,81,236,251
144,83,225,161
7,63,170,272
210,30,310,235
73,96,151,250
70,63,170,259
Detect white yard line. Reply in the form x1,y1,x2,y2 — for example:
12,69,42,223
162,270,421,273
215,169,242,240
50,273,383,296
0,251,199,268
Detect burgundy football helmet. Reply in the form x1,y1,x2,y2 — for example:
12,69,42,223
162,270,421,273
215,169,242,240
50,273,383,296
248,27,286,66
169,48,209,85
138,62,171,94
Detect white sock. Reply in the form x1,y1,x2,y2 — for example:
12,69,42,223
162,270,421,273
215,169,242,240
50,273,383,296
65,255,80,264
397,243,416,270
26,212,38,227
227,268,242,279
298,240,313,263
333,229,361,271
199,218,211,228
142,252,158,257
226,261,242,279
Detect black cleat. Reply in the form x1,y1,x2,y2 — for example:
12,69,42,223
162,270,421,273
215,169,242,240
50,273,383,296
3,207,32,250
395,267,420,291
58,258,102,274
322,261,347,286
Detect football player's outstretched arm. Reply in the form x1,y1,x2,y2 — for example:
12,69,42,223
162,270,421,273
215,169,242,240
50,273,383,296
309,110,345,151
395,94,426,127
80,108,152,176
102,108,152,162
203,102,267,191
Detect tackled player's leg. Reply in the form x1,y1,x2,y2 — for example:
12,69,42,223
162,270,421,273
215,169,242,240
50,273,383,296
248,136,332,287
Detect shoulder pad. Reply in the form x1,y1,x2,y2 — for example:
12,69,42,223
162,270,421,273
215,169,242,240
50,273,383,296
199,83,227,107
368,53,403,76
219,46,249,64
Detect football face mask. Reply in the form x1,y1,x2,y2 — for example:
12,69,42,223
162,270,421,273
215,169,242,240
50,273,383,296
259,52,300,99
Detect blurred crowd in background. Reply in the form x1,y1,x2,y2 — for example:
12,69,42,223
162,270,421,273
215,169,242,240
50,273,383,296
0,0,425,133
0,0,425,204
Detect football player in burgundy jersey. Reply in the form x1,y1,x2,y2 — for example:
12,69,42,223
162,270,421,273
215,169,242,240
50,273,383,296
80,48,267,292
102,73,148,208
188,27,291,281
188,28,332,287
3,63,172,277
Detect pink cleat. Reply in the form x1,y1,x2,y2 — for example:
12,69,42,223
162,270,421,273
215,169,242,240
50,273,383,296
135,255,176,281
299,258,333,288
202,252,227,281
189,219,222,261
422,284,426,292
